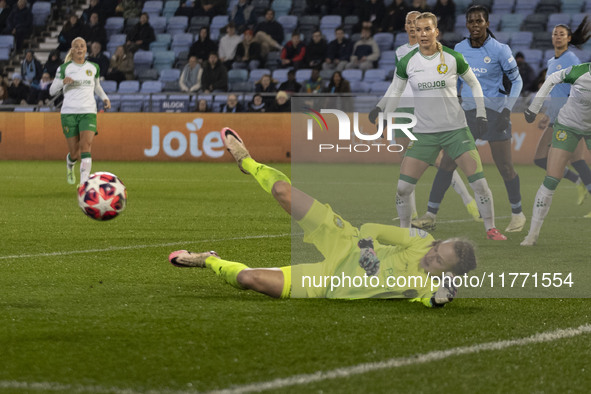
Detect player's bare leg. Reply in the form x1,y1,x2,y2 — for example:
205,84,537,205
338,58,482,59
522,147,572,246
489,140,525,232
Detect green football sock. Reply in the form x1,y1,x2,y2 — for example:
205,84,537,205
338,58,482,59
206,256,248,289
241,157,291,194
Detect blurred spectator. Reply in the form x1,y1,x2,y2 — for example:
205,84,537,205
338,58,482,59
190,27,218,64
255,73,277,105
125,12,156,52
115,0,140,19
248,93,266,112
2,0,32,50
302,68,323,93
324,71,351,93
278,69,301,93
410,0,430,12
175,1,194,18
201,52,228,92
43,50,62,79
0,73,9,90
218,23,242,69
433,0,456,33
305,30,327,69
359,0,386,30
220,93,244,112
268,90,290,112
196,98,210,112
280,32,306,69
87,42,109,78
514,52,536,94
233,29,262,70
254,9,284,57
86,12,107,49
193,0,226,18
106,45,134,83
0,0,11,33
20,49,42,88
324,27,353,71
0,84,10,105
380,0,408,33
57,14,88,52
28,71,52,105
180,55,202,92
346,27,380,71
82,0,103,24
7,73,29,104
230,0,256,33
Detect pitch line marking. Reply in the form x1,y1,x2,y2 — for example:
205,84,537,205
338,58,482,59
0,233,291,260
0,325,589,393
209,323,591,394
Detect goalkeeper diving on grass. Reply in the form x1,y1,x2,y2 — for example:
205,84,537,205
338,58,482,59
168,128,477,308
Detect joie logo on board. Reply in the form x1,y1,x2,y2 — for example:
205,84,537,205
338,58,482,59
144,118,225,158
305,108,417,153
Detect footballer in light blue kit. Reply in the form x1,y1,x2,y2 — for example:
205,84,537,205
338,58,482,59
532,19,591,210
412,5,526,234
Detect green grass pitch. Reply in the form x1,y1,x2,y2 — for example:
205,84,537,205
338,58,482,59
0,160,590,393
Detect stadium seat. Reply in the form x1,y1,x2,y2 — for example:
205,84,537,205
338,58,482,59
105,17,125,37
522,14,548,32
295,68,312,83
230,81,255,92
378,50,397,68
151,16,168,34
248,68,271,82
210,15,229,40
341,69,363,82
101,80,118,94
142,1,163,15
228,69,249,83
570,13,588,27
492,0,515,14
442,32,463,47
108,94,121,111
32,2,51,28
533,31,554,50
363,69,386,82
118,80,140,93
153,50,176,72
167,16,189,36
321,29,336,43
543,48,556,62
138,68,160,81
271,0,292,17
488,14,502,31
515,1,539,14
369,81,390,94
141,81,163,93
394,33,407,48
520,49,544,67
277,15,298,36
265,51,281,70
145,94,167,112
159,68,181,83
373,33,394,52
170,33,193,57
150,33,172,50
343,15,359,34
494,31,511,44
271,68,289,83
13,107,35,112
349,80,370,93
107,34,126,54
299,15,320,31
163,0,180,18
561,0,585,14
189,16,210,33
500,14,524,32
0,35,14,50
319,69,334,80
510,31,534,47
134,51,154,75
536,0,561,14
320,15,342,31
547,13,572,30
120,94,144,112
0,47,10,61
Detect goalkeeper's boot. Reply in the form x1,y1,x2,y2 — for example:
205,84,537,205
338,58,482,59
465,199,483,222
505,212,526,232
169,250,220,268
220,127,251,174
576,180,587,205
520,232,538,246
67,166,76,185
411,212,436,231
486,227,507,241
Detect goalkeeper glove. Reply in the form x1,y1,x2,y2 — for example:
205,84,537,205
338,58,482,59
524,108,537,123
358,237,380,276
497,108,511,133
368,106,381,124
430,275,458,307
476,116,488,136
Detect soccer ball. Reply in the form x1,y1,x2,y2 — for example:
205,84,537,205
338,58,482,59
78,172,127,221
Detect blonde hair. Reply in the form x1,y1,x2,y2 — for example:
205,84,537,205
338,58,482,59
64,37,87,63
415,12,445,65
406,10,421,22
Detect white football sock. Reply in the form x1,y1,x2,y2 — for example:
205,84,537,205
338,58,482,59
66,153,76,170
451,170,473,205
80,157,92,184
469,178,495,230
396,179,416,228
528,185,555,238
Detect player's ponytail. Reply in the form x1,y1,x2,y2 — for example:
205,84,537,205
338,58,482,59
568,16,591,47
436,41,445,65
